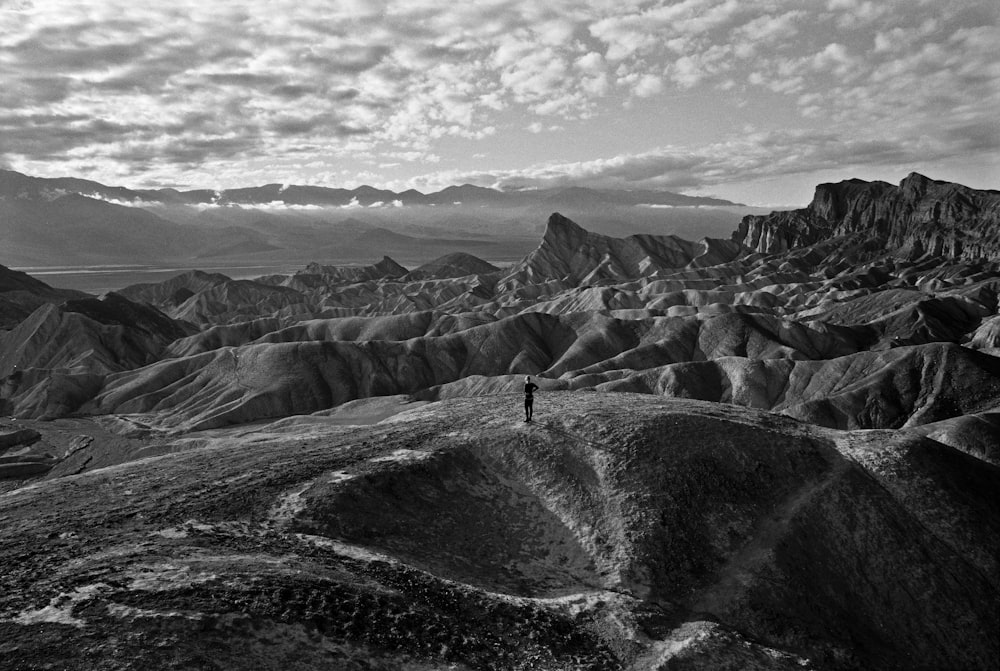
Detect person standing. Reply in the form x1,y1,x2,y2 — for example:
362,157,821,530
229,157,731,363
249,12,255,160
523,375,539,422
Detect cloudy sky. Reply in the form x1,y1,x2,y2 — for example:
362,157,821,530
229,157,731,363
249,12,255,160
1,0,997,205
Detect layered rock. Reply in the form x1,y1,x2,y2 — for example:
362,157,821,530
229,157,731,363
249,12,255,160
734,173,1000,261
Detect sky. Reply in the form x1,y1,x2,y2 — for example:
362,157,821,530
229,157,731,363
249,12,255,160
0,0,997,206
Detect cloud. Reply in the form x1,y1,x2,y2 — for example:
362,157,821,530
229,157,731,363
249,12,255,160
0,0,995,193
733,10,805,44
633,74,662,98
404,123,996,194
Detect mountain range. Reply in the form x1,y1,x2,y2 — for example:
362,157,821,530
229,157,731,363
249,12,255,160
0,168,742,209
0,172,998,669
0,169,758,269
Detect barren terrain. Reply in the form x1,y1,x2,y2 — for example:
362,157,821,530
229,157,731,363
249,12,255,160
1,173,999,669
2,394,996,670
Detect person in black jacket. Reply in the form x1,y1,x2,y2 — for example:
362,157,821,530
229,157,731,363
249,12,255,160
523,375,539,422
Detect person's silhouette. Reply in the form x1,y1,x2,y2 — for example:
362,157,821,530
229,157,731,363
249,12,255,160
523,375,539,422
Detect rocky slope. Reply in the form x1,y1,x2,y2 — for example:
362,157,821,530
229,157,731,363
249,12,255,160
0,263,86,330
735,173,1000,260
0,394,996,670
117,255,497,326
403,252,501,281
0,293,193,418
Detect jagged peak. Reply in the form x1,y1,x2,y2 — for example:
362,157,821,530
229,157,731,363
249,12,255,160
543,212,587,240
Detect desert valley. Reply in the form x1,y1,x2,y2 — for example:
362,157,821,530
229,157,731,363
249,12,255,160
0,170,997,670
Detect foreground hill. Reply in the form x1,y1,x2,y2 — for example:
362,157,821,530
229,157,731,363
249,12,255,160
1,394,996,670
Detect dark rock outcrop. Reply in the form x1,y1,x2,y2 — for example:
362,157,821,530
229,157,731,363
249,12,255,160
0,263,87,329
734,173,1000,261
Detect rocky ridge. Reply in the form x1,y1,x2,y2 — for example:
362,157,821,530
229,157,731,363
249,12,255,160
499,213,746,292
735,173,1000,260
0,264,86,330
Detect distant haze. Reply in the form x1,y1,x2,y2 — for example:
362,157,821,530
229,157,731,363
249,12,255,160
0,169,769,288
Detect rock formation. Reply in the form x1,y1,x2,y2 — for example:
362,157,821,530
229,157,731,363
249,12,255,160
498,213,747,291
0,293,192,417
734,173,1000,261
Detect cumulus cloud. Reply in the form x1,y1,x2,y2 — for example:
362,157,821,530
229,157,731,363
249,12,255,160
633,74,663,98
0,0,995,192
